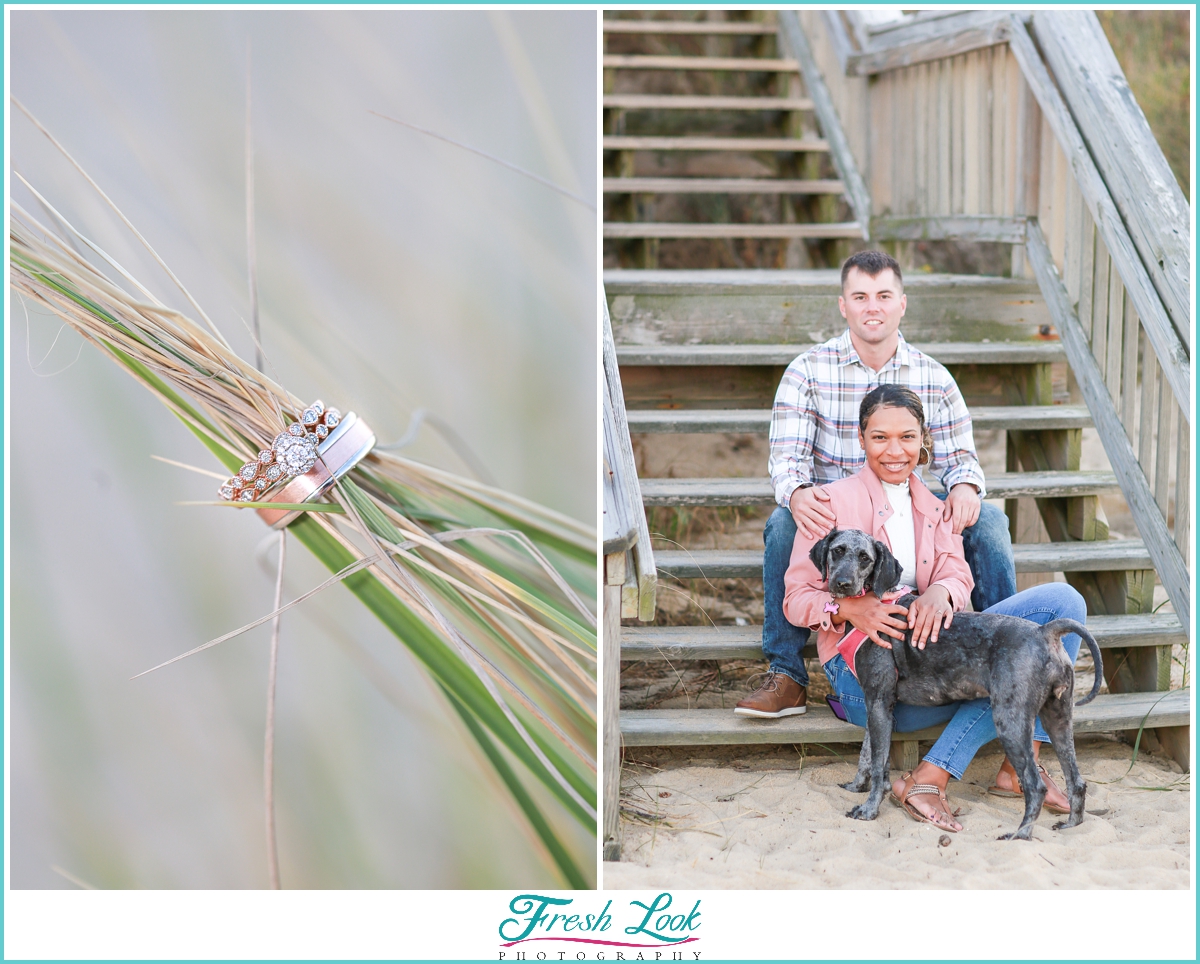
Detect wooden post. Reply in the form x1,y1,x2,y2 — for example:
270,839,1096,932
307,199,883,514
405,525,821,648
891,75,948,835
890,740,920,772
602,579,623,861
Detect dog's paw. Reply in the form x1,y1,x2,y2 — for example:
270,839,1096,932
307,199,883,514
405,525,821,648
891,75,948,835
840,779,870,793
1052,817,1082,831
846,803,878,821
997,829,1033,842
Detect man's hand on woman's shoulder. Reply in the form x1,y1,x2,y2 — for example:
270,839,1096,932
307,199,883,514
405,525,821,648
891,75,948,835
943,483,981,534
789,483,836,540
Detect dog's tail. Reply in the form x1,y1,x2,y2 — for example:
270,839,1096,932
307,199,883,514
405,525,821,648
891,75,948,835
1045,619,1103,706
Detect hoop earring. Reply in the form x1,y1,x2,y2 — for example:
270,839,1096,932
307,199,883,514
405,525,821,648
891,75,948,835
919,445,931,465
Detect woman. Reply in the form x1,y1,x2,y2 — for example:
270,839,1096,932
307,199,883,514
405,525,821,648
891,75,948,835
783,384,1085,832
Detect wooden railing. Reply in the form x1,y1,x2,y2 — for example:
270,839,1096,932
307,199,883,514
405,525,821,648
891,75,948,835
602,291,655,860
781,10,1191,633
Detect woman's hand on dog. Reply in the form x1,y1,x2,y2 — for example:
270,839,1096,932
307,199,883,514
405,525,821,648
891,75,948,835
907,584,955,649
831,595,909,648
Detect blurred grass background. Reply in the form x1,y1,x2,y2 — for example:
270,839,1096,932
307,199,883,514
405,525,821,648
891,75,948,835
1098,10,1191,200
10,10,596,888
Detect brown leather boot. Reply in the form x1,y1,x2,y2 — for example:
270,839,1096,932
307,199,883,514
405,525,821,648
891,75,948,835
734,673,807,718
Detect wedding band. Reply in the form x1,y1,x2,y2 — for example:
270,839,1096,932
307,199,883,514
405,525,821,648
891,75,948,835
217,400,376,529
257,411,376,529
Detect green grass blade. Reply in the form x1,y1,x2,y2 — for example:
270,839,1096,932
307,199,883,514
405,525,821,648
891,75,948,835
440,684,587,888
287,514,596,826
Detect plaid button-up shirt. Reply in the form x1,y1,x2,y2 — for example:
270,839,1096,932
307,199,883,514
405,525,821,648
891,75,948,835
768,330,987,507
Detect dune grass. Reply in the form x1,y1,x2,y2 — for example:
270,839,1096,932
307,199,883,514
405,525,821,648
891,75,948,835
10,103,597,888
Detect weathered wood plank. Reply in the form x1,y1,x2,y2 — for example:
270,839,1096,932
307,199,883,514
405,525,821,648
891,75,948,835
605,271,1052,345
1120,295,1139,438
778,12,872,234
1024,220,1190,633
1104,266,1124,401
605,222,863,240
603,20,778,36
620,689,1191,746
1010,64,1041,277
621,612,1188,661
656,539,1157,579
602,582,621,861
603,54,799,71
603,135,828,152
616,341,1064,366
964,52,981,215
1007,15,1190,416
1138,331,1157,473
603,365,638,555
819,10,856,75
605,550,626,588
869,47,893,215
1154,373,1172,517
1090,237,1109,370
626,405,1092,435
870,215,1027,243
603,94,814,110
1032,12,1190,352
846,10,1013,76
638,470,1121,507
1174,419,1190,557
603,177,843,194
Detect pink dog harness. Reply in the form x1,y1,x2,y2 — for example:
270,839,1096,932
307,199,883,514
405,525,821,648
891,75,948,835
836,587,913,680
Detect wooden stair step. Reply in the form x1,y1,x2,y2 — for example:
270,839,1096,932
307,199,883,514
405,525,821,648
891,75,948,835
656,539,1155,579
604,135,828,153
604,21,779,36
639,471,1121,507
604,268,1038,294
616,341,1066,365
604,55,799,72
626,405,1092,434
604,271,1052,344
619,689,1191,746
604,177,843,195
620,613,1187,662
604,94,813,111
605,222,863,240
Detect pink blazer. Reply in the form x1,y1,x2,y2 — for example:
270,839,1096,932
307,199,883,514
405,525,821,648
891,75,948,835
782,466,974,665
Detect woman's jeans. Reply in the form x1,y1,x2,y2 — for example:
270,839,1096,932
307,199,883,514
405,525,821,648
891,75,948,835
763,494,1016,687
821,582,1086,780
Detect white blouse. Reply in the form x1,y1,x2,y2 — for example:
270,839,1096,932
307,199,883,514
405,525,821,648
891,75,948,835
881,479,918,589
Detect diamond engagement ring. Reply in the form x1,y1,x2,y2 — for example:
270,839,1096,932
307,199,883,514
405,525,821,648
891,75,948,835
218,400,376,529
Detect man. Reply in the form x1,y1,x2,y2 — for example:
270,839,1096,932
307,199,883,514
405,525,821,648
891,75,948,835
735,250,1017,718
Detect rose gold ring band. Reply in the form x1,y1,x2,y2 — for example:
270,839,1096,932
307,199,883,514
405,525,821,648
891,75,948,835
256,412,377,529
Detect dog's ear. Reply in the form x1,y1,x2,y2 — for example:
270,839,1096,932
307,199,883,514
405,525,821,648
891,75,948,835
809,527,838,581
869,539,904,597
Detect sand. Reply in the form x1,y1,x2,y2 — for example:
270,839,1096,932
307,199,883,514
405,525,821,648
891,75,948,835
603,739,1190,889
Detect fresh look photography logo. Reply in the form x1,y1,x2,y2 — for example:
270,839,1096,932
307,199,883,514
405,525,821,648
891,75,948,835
498,893,702,960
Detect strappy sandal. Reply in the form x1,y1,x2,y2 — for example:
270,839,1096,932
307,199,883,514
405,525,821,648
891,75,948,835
889,770,962,832
987,762,1069,815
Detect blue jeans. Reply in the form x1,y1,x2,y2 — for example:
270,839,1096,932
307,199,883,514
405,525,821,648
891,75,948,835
763,495,1016,687
821,582,1087,779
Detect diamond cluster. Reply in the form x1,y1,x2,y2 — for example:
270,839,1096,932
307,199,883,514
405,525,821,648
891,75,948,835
218,401,342,502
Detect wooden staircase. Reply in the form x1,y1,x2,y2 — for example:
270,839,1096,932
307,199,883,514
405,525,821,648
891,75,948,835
603,11,863,268
601,11,1190,816
607,267,1188,762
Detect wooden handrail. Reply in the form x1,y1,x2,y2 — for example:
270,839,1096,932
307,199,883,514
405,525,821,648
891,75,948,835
602,294,656,621
1006,16,1190,419
776,11,871,236
1032,12,1190,352
1025,221,1190,636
